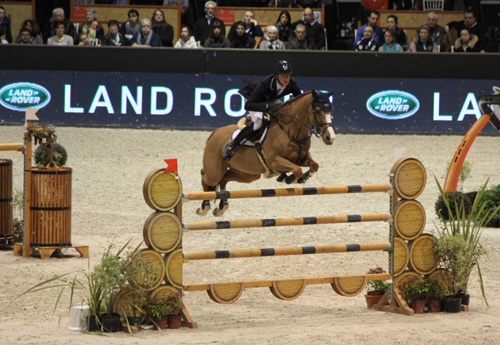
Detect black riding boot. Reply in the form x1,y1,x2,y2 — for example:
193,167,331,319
222,122,254,161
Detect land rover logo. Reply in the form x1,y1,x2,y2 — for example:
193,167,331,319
366,90,419,120
0,82,51,112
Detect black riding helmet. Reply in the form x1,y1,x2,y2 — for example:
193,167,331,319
274,60,293,75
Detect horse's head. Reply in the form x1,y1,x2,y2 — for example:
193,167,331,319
311,90,336,145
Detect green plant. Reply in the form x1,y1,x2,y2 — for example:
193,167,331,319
400,278,430,305
145,297,170,319
434,177,500,305
165,293,183,316
427,279,445,300
366,266,390,293
435,191,473,221
34,142,68,167
481,184,500,227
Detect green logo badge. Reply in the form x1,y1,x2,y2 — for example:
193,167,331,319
0,82,51,112
366,90,419,120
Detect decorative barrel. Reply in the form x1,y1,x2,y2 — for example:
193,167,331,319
391,158,426,200
143,169,182,212
331,275,366,297
30,167,72,246
143,212,182,254
0,159,13,236
394,271,422,291
393,236,410,277
165,248,183,289
131,249,166,291
409,234,438,275
393,200,426,240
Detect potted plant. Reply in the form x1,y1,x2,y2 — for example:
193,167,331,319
165,293,183,329
434,178,500,310
400,278,430,314
145,296,170,330
426,279,445,312
364,266,390,309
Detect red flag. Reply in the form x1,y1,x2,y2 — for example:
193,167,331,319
164,158,178,173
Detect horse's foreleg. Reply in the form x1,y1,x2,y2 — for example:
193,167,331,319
270,156,303,184
212,180,229,217
297,155,319,184
197,169,214,216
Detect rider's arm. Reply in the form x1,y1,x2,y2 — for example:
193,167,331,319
244,82,269,112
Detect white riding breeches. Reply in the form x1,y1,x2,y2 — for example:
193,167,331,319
248,111,263,131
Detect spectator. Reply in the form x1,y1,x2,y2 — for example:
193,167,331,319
204,18,231,48
230,20,256,48
386,14,407,51
102,19,125,46
410,25,434,52
378,29,403,52
44,8,77,44
15,19,43,45
120,9,140,42
78,8,104,41
174,25,199,48
151,9,174,47
47,21,74,46
16,28,32,45
193,1,225,47
286,23,312,50
275,10,293,43
454,28,480,53
447,9,486,53
292,7,324,50
354,25,379,51
260,25,285,50
0,26,7,44
354,10,383,48
228,10,263,43
0,5,12,44
126,18,162,47
427,12,447,52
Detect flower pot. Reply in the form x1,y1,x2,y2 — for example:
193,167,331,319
125,316,143,329
427,299,442,313
411,299,426,314
458,291,470,306
168,315,182,329
364,293,383,309
152,316,168,330
101,313,122,332
443,295,461,313
87,315,100,332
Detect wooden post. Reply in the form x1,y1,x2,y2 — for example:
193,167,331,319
23,125,32,258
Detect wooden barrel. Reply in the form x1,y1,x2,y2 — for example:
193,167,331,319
270,279,306,300
131,249,166,291
208,282,245,304
391,158,426,200
393,236,410,277
143,212,182,254
0,159,13,236
30,167,72,246
394,271,422,291
393,200,426,240
150,284,181,300
331,275,366,297
112,289,146,317
426,268,452,296
165,248,183,289
143,169,182,212
409,234,438,275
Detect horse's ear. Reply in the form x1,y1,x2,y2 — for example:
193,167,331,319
312,89,318,100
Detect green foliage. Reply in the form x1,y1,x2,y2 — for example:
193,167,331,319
400,279,431,305
34,142,68,167
164,294,183,315
145,297,170,319
427,279,445,300
481,184,500,227
366,266,390,293
447,160,472,191
434,177,500,305
435,191,472,221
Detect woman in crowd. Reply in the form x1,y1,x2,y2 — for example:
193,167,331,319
15,19,43,44
151,9,173,47
260,25,285,50
454,28,480,53
102,19,125,46
204,19,231,48
379,29,403,52
174,25,199,48
410,25,433,52
78,8,104,41
274,10,293,43
120,8,140,41
47,21,74,46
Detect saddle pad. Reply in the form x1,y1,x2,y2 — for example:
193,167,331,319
231,127,269,146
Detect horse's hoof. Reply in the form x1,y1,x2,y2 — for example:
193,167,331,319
297,171,311,184
276,172,288,183
196,207,209,216
285,174,297,184
212,208,226,217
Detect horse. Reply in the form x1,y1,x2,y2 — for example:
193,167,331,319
198,90,336,216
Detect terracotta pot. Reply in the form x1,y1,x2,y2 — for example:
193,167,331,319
152,316,168,330
364,293,383,309
168,315,182,329
427,299,442,312
412,299,426,314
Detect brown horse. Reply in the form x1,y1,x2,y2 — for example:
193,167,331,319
198,90,336,216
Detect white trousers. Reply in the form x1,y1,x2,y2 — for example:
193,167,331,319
248,111,263,131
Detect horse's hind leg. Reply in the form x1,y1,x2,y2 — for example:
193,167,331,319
212,170,261,217
212,181,229,217
197,169,214,216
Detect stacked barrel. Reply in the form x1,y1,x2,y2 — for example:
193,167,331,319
0,159,13,239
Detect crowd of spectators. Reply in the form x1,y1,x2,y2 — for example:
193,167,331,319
0,1,496,53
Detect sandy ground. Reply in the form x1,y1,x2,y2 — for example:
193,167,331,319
1,125,500,345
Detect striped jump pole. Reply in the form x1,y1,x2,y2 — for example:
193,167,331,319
184,241,391,261
0,143,24,152
183,183,392,201
183,212,392,231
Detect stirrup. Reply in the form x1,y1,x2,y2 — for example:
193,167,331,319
222,142,236,161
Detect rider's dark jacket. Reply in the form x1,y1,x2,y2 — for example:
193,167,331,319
238,75,301,113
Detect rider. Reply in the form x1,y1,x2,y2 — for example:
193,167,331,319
222,60,302,161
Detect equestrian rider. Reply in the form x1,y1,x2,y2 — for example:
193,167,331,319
222,60,302,161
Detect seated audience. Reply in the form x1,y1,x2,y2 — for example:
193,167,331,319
275,10,293,43
15,28,33,45
230,20,256,48
79,8,104,41
286,23,312,50
379,29,403,52
427,12,447,52
386,14,407,51
174,25,199,48
0,5,12,44
355,10,383,48
447,9,486,53
292,7,324,50
47,21,74,46
15,20,43,45
204,18,231,48
260,25,285,50
354,25,379,51
151,9,174,47
102,20,125,46
193,1,225,47
120,9,140,42
228,10,263,44
126,18,162,47
454,28,480,53
410,25,434,52
44,8,77,44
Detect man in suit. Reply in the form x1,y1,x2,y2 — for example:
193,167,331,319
193,1,225,47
